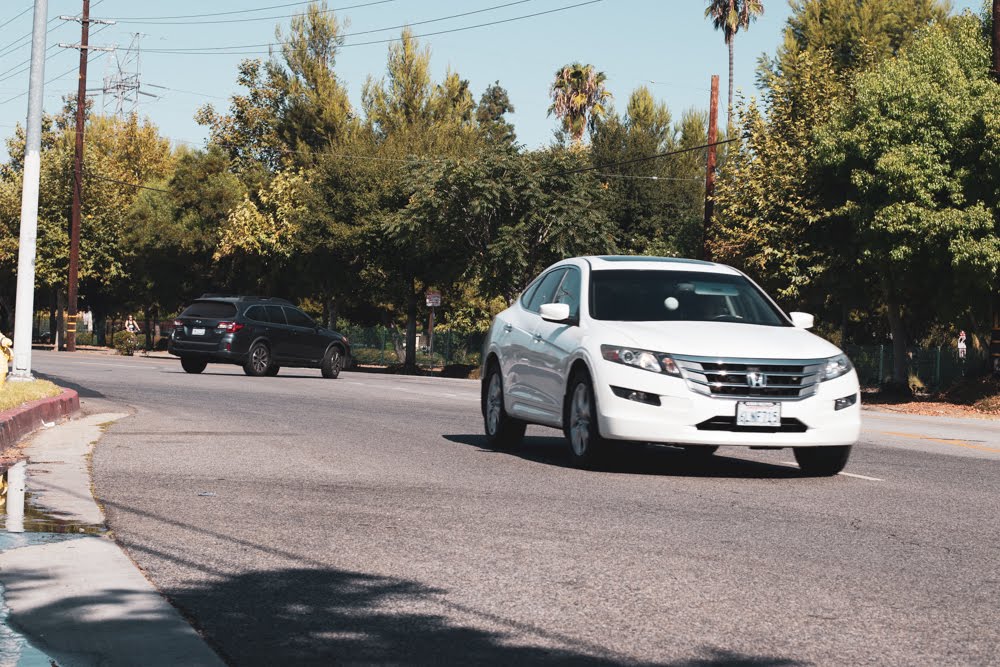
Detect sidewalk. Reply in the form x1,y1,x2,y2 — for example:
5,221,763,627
0,412,225,666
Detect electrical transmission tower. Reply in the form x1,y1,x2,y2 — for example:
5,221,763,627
102,33,143,117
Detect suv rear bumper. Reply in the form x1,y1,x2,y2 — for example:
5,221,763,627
168,339,246,364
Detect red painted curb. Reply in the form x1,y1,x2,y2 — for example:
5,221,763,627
0,388,80,453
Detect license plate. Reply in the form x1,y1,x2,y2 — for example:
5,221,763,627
736,401,781,427
192,327,206,336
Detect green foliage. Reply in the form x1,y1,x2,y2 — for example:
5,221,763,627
113,330,139,356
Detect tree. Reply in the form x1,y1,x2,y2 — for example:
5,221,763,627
780,0,949,72
476,81,517,147
547,62,612,145
705,0,764,125
813,16,1000,389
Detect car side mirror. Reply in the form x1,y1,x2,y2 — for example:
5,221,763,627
540,303,572,323
789,312,814,329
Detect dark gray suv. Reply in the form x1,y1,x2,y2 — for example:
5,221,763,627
168,295,351,378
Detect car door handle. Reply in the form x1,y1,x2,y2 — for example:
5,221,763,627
533,333,543,342
503,324,512,333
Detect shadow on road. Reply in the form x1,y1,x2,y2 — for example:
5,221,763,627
443,434,808,479
32,370,105,399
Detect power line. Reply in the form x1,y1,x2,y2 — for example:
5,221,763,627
87,173,170,193
143,0,539,52
553,138,739,177
141,0,604,55
109,0,397,26
0,0,104,59
0,5,33,32
0,49,111,106
145,83,228,100
0,24,111,86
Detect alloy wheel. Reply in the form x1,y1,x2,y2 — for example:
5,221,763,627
570,382,591,456
251,346,269,374
486,372,503,435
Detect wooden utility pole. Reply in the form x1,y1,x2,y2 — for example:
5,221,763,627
993,0,999,81
60,2,113,351
702,75,720,262
66,0,90,352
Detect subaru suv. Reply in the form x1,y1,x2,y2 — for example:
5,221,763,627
481,256,861,474
169,295,351,378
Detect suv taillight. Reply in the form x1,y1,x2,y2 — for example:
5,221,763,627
217,321,245,333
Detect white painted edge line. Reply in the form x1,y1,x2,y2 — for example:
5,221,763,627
780,461,883,482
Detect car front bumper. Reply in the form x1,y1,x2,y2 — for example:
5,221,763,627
593,363,861,448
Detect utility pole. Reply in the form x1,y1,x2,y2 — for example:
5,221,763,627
702,74,720,262
10,0,51,380
59,2,114,351
993,0,999,82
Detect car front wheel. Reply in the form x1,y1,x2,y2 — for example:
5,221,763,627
482,363,525,449
564,371,608,469
181,357,207,374
321,347,343,379
244,343,272,377
794,445,852,476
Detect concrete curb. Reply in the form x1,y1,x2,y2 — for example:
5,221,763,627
0,388,80,453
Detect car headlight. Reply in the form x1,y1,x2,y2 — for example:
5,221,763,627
822,354,853,381
601,345,681,377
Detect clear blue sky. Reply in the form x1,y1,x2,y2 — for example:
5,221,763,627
0,0,983,159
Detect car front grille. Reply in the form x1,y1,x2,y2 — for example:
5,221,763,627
673,355,825,401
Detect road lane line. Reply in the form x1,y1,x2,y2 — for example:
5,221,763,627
877,430,1000,454
779,461,883,482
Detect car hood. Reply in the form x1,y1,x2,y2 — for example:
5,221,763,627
597,321,842,360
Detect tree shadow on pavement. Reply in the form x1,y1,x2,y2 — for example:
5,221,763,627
443,434,807,479
161,566,805,667
32,370,105,399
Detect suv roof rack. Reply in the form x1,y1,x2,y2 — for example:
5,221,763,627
198,294,293,305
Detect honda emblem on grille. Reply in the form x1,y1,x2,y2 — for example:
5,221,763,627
746,371,767,388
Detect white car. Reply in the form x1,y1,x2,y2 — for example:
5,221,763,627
480,256,861,474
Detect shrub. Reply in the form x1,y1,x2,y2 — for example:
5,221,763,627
75,331,96,346
113,330,139,356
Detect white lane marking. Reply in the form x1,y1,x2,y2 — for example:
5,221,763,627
780,461,883,482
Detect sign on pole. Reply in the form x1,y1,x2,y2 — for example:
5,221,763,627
425,290,442,307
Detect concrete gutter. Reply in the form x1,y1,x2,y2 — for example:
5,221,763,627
0,413,226,666
0,388,79,453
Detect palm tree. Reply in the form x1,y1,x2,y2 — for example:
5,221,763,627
547,62,612,145
705,0,764,125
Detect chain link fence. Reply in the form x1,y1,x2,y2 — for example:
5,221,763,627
337,324,484,369
844,344,990,391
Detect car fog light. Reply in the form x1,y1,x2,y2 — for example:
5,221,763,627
611,386,661,406
834,393,858,411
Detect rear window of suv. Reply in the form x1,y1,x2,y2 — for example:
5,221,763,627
180,301,237,318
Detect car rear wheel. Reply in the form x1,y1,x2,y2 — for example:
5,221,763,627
321,347,343,379
794,445,852,476
180,357,207,374
482,363,525,449
564,371,608,469
243,343,273,377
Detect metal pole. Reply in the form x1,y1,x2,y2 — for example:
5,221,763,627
10,0,51,380
878,344,884,385
992,0,999,82
66,0,91,353
702,74,719,262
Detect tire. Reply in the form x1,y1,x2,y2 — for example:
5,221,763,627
321,346,343,379
265,365,280,377
794,445,852,476
180,357,207,374
482,362,526,449
243,343,273,377
564,370,608,469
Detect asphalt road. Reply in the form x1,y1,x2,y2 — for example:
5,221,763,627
30,350,1000,666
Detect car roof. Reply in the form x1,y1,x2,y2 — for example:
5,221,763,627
581,256,742,275
195,295,294,305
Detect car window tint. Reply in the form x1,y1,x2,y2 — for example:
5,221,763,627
283,307,315,328
554,268,581,319
265,305,286,324
244,305,266,322
180,301,237,318
520,276,542,308
525,269,566,313
589,269,789,326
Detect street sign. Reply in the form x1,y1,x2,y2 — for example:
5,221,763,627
425,290,441,307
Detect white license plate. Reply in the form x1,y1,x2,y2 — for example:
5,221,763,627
736,401,781,427
191,327,206,336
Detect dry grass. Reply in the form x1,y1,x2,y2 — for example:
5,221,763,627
0,379,62,412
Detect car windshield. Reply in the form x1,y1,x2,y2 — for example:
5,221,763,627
589,269,790,326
